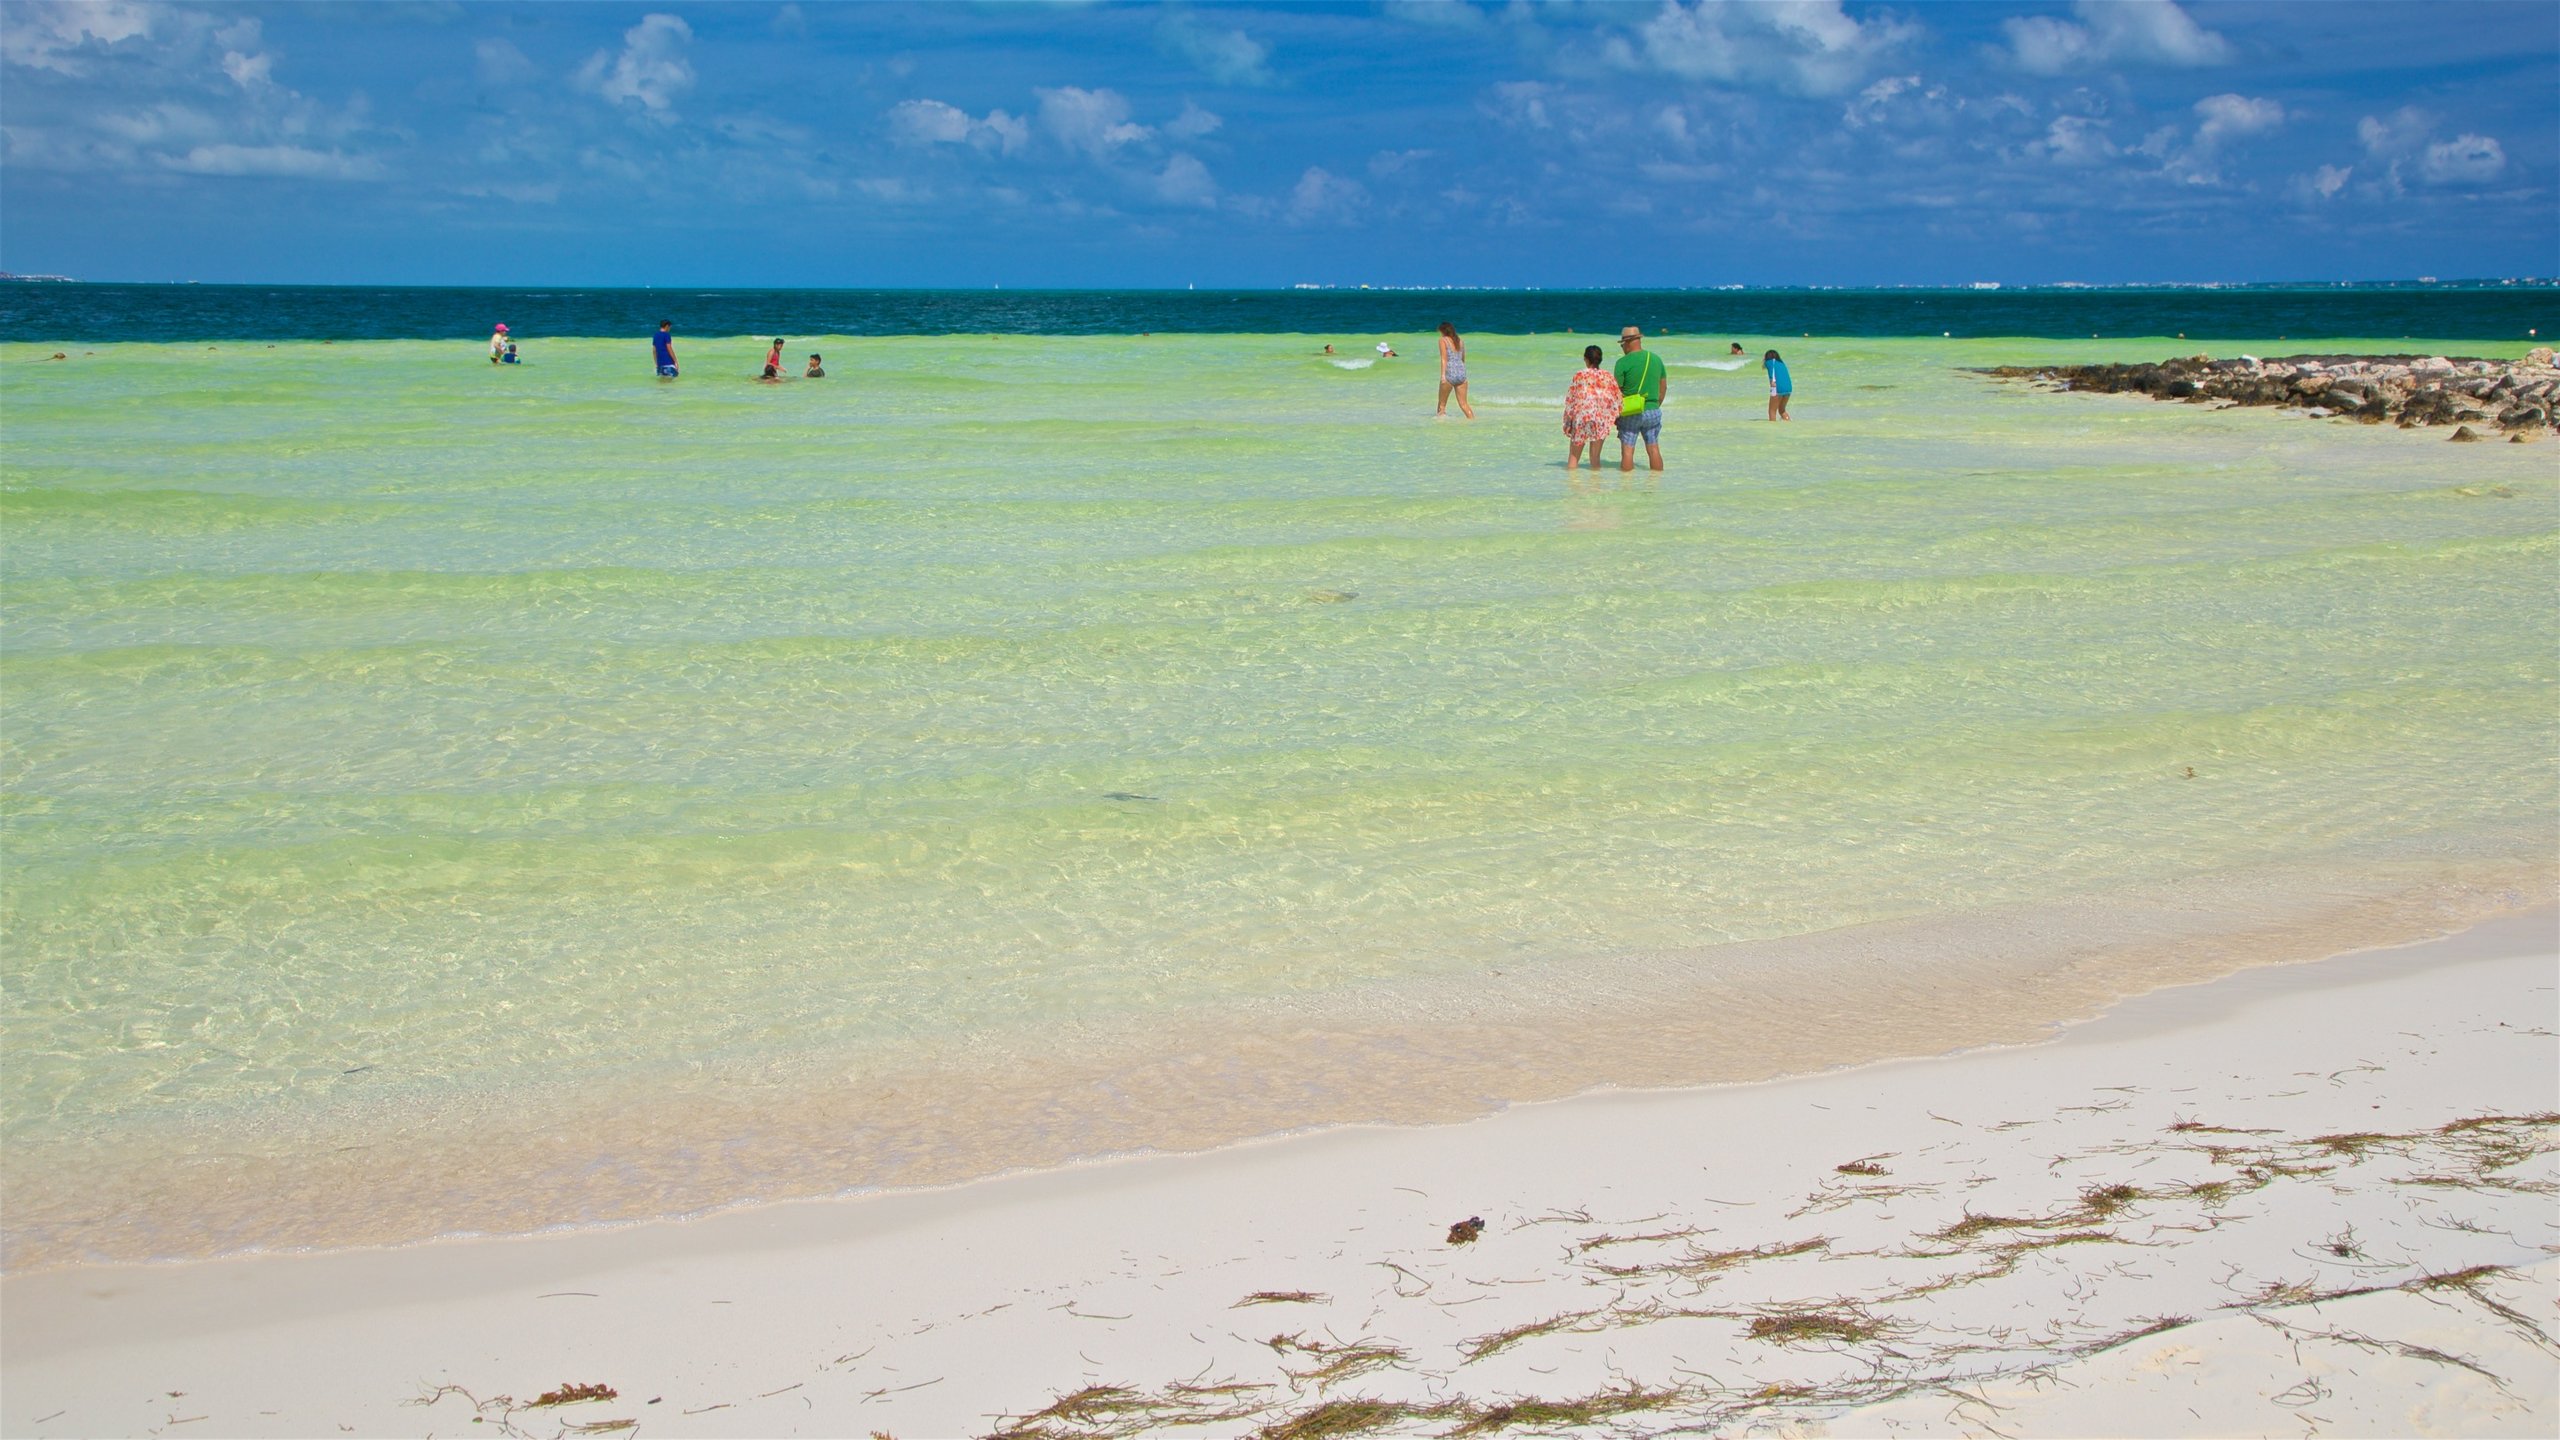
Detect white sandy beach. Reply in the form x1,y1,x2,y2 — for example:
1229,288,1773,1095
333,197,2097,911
4,909,2553,1439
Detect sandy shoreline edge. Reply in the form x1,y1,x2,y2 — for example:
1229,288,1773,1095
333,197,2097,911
6,904,2555,1437
7,852,2548,1274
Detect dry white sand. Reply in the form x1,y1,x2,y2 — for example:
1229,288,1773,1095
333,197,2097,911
4,910,2554,1438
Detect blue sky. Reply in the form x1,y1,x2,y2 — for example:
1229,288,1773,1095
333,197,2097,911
2,1,2552,287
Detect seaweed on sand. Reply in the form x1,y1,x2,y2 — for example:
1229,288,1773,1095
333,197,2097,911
1253,1399,1454,1440
1442,1383,1693,1436
1460,1308,1609,1363
1268,1334,1409,1387
1743,1303,1891,1346
988,1378,1269,1440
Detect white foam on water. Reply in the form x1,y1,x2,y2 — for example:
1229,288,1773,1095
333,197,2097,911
1325,357,1375,370
1671,358,1752,370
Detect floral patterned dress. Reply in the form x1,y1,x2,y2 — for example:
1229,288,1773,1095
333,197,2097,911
1563,366,1623,442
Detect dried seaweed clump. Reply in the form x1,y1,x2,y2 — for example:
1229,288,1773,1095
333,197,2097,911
1447,1216,1485,1245
989,1380,1267,1440
1267,1334,1409,1386
531,1383,618,1408
1745,1306,1886,1346
1254,1398,1453,1440
1443,1383,1692,1436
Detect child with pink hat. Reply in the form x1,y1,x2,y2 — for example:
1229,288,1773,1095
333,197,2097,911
489,323,510,364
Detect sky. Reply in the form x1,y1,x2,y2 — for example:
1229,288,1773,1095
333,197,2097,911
1,0,2553,288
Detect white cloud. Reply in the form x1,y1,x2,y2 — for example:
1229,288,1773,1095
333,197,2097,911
1,0,158,75
1037,86,1151,157
1632,0,1916,97
2004,1,2230,75
95,101,219,146
1841,73,1953,130
1159,16,1274,87
2357,106,2432,158
888,98,1029,155
574,13,694,118
1286,166,1366,226
1155,152,1218,208
1385,0,1485,28
2035,114,2115,165
2355,109,2506,189
2192,93,2281,149
2421,133,2505,184
2305,164,2351,199
1486,80,1554,130
476,38,538,87
160,143,383,180
220,48,271,89
1367,147,1433,177
1163,101,1222,141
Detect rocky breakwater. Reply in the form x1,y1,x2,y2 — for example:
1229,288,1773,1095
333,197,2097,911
1985,346,2559,441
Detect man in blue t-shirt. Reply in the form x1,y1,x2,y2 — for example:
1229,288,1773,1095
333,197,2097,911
652,320,677,378
1612,326,1668,473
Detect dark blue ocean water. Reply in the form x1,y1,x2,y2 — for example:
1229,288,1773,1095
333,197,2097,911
2,281,2552,344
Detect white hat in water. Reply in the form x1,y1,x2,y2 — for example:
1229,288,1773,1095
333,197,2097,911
1375,342,1391,354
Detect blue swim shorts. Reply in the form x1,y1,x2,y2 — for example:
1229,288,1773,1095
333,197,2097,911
657,363,679,377
1617,406,1662,444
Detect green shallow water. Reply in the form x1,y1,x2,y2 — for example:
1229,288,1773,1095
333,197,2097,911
3,333,2554,1263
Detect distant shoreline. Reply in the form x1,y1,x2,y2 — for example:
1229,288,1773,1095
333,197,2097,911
5,281,2552,345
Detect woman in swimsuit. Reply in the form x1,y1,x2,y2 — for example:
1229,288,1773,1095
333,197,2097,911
1436,322,1475,420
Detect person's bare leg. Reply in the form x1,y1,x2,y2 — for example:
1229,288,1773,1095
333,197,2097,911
1437,381,1452,417
1455,381,1474,419
1778,394,1791,421
1620,430,1635,472
1645,440,1664,472
1568,440,1586,469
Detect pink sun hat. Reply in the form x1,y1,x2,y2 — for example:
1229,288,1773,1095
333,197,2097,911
494,322,509,332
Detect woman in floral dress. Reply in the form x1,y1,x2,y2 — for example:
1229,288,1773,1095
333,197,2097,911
1562,344,1622,470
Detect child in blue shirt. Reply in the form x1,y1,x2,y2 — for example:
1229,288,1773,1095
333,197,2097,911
1764,350,1792,422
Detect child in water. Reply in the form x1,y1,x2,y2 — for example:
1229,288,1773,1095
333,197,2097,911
762,338,786,381
805,354,824,378
501,342,520,365
1764,349,1792,421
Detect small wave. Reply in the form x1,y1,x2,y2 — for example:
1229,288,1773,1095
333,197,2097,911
1671,358,1751,370
1326,358,1376,370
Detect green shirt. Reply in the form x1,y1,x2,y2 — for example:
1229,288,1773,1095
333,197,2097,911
1613,348,1664,407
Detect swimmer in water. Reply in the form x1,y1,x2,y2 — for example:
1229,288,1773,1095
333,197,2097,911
1375,341,1397,358
805,353,824,378
501,341,520,364
762,338,785,381
1729,342,1745,356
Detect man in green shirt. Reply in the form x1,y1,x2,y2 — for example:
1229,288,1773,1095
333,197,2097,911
1613,325,1668,473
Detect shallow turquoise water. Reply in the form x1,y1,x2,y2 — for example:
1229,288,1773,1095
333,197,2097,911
3,333,2553,1262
